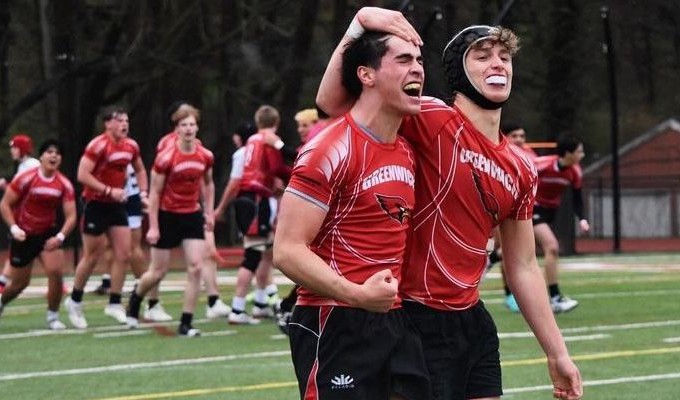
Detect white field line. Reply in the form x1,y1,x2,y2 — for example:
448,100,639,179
499,319,680,339
483,288,680,305
19,274,295,298
0,350,292,381
0,317,225,340
505,372,680,395
662,337,680,343
563,333,610,342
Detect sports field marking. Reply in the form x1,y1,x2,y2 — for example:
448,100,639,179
484,288,680,305
94,330,152,338
97,382,299,400
563,333,610,342
498,319,680,339
0,350,292,381
502,346,680,367
662,337,680,343
504,372,680,396
92,370,680,400
3,344,679,383
0,329,85,340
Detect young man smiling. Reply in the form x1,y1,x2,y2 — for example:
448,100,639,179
317,7,582,400
274,22,430,400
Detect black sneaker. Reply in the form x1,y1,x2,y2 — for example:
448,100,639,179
177,324,201,337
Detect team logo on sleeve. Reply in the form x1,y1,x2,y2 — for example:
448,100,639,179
375,194,411,224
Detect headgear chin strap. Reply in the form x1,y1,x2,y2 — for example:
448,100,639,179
442,25,507,110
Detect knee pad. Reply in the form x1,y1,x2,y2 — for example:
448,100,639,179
241,248,262,272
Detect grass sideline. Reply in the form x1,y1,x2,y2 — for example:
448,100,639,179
1,253,680,399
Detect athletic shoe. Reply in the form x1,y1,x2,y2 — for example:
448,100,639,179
47,319,66,330
144,303,173,322
64,297,88,329
228,311,260,325
104,304,128,324
252,305,274,318
126,316,139,329
276,311,292,335
177,324,201,337
550,295,579,313
504,294,520,313
205,299,231,319
91,284,109,295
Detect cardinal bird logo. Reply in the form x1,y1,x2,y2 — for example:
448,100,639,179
375,194,411,224
471,170,500,225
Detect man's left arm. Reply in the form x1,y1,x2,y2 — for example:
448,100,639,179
500,218,583,400
202,167,215,231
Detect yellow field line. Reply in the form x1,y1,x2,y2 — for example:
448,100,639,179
97,381,298,400
96,346,680,400
502,345,680,366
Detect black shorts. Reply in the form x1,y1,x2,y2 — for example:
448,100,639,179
9,229,57,268
289,305,430,400
403,300,502,400
532,204,557,225
154,210,204,249
233,191,272,238
125,193,142,217
81,200,129,235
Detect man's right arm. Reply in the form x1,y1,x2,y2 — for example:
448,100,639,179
316,7,422,117
273,190,398,313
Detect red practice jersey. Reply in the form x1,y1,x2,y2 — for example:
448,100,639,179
533,155,582,209
287,114,416,308
153,143,214,213
399,97,537,310
240,132,291,197
9,168,75,235
81,133,140,202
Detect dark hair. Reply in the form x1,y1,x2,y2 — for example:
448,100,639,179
101,106,127,122
234,121,257,143
556,134,583,157
341,31,391,98
315,105,329,120
38,138,63,156
501,121,522,135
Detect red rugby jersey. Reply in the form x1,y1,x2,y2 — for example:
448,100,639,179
240,132,291,197
10,168,75,235
287,114,416,308
533,155,582,209
153,143,214,213
399,97,537,310
81,133,140,202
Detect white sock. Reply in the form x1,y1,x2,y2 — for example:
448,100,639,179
265,283,278,297
232,296,246,312
254,289,268,305
47,310,59,322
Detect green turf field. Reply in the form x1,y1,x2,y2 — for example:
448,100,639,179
1,253,679,399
